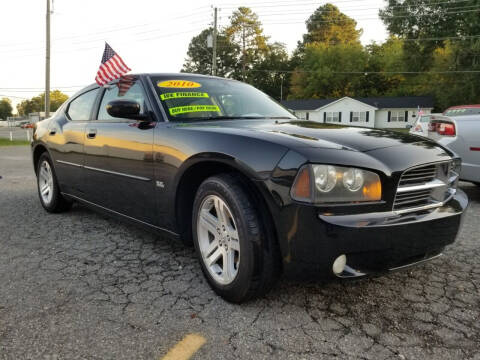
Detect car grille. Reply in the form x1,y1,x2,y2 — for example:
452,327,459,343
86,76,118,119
393,161,458,213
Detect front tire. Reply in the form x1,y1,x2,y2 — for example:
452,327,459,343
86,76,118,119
192,174,279,303
36,152,72,213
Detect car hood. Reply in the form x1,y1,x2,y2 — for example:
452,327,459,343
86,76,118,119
178,119,435,152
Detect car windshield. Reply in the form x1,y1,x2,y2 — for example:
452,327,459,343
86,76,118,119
150,75,296,122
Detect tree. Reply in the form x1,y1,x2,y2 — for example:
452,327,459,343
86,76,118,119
379,0,474,71
379,0,480,109
290,43,369,99
292,2,363,64
364,38,410,96
16,90,68,116
248,42,292,100
0,98,13,120
302,3,362,46
225,7,269,81
182,28,240,77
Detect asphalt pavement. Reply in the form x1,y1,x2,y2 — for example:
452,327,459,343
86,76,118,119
0,145,479,360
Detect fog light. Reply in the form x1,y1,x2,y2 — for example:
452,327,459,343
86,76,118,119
332,254,347,275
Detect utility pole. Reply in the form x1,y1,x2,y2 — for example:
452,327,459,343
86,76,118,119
242,27,246,81
212,7,218,76
45,0,51,118
280,74,284,102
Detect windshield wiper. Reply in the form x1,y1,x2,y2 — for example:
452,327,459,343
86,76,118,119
198,116,268,121
197,116,296,121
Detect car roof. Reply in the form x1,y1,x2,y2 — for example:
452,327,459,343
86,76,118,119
72,73,233,101
446,104,480,109
80,73,236,92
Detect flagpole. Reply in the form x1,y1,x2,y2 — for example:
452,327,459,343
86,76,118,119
45,0,51,118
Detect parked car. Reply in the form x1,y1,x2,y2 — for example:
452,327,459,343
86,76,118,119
31,74,468,302
21,123,35,129
422,113,480,185
409,113,442,137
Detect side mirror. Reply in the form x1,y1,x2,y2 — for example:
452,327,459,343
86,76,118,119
106,100,147,120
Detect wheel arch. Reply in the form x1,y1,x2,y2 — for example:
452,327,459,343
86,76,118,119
174,155,281,268
32,143,51,174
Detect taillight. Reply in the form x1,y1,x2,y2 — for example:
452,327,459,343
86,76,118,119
436,122,456,136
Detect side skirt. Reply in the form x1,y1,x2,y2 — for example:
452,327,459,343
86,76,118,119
62,192,180,239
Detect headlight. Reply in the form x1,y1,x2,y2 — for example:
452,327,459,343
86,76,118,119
313,165,337,192
291,164,382,204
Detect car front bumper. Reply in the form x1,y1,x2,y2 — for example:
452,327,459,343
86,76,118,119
278,189,469,279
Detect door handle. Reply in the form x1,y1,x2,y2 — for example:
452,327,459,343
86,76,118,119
87,129,97,139
49,129,56,135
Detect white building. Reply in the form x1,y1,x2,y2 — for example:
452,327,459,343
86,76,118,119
282,96,434,129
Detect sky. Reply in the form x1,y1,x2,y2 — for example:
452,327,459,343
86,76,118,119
0,0,388,113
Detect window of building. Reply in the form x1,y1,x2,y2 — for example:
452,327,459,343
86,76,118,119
351,111,367,122
390,111,405,122
326,111,340,122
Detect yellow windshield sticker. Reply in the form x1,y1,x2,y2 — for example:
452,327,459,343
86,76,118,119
169,105,220,116
157,80,202,89
160,92,209,101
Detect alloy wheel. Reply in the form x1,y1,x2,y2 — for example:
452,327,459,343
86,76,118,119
38,160,54,205
197,195,240,285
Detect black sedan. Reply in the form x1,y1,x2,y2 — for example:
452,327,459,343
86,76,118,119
31,74,468,303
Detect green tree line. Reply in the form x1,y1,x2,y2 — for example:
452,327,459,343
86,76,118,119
16,90,69,116
182,2,480,111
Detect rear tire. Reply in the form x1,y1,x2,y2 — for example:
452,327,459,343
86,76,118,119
36,152,72,213
192,173,279,303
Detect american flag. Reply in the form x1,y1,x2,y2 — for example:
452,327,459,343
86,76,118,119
95,43,131,86
117,75,137,96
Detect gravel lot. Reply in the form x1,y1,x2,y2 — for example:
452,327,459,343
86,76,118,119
0,146,479,360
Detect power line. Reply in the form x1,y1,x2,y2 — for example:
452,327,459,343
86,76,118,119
248,69,480,74
0,6,212,49
4,24,210,59
222,0,471,10
250,3,480,17
227,0,471,7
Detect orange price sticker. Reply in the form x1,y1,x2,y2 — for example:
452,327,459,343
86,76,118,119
157,80,202,89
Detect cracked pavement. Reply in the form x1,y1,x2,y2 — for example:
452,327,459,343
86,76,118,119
0,146,479,359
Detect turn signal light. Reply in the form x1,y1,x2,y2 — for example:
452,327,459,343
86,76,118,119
292,166,311,200
362,180,382,201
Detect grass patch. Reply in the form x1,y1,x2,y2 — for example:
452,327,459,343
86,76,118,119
0,138,30,146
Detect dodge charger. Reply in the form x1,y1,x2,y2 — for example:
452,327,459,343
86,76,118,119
31,74,468,303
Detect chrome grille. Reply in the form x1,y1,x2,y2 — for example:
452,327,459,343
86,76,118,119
398,165,436,186
393,161,458,213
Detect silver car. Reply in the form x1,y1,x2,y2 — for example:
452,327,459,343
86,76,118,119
409,113,442,137
422,113,480,185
